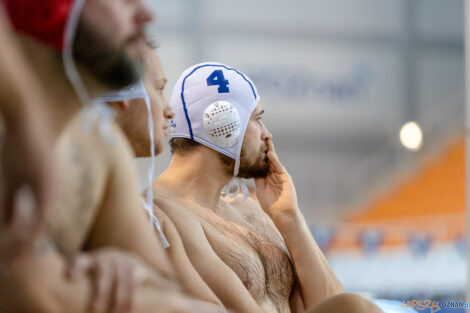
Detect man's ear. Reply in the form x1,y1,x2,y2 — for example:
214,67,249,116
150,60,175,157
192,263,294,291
108,100,130,110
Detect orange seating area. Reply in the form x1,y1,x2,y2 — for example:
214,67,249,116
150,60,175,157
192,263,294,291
331,137,465,250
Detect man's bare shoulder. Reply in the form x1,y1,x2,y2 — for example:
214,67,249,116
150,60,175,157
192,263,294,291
152,206,187,250
56,116,134,186
153,191,204,236
89,119,135,161
59,114,132,160
154,196,197,224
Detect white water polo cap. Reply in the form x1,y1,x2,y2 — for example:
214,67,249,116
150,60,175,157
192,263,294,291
170,62,260,200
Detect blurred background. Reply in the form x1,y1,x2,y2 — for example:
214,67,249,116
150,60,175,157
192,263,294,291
138,0,466,308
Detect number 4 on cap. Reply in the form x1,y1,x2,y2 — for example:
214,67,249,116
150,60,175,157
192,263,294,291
207,70,230,93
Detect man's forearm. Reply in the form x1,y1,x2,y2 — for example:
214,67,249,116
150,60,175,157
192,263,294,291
0,240,91,313
272,208,343,309
0,238,188,313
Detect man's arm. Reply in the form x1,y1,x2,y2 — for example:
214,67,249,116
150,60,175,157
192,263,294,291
275,209,343,310
255,139,343,311
154,207,224,307
85,124,175,280
155,198,264,313
0,7,54,234
0,201,215,313
0,234,220,313
0,232,91,313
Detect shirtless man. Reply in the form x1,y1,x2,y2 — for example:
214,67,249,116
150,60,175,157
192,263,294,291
0,1,224,312
110,42,224,306
147,63,383,313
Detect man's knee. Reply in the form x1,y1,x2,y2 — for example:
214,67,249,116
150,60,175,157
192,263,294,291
328,293,383,313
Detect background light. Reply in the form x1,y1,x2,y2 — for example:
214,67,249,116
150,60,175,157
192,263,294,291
399,121,423,151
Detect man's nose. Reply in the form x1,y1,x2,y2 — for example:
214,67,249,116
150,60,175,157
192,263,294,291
261,124,272,141
134,0,154,26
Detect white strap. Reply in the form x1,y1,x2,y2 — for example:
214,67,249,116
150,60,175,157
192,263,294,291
142,199,170,248
80,101,117,144
143,94,170,248
62,0,90,106
221,177,250,202
233,158,240,177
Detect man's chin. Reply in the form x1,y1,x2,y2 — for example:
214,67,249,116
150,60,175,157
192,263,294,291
129,38,147,56
238,172,268,179
237,164,270,179
126,47,144,65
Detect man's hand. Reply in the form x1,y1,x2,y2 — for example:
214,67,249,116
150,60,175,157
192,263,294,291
68,249,156,313
254,139,299,221
255,141,344,308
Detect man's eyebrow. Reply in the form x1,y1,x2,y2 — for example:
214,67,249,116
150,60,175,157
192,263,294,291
257,109,265,116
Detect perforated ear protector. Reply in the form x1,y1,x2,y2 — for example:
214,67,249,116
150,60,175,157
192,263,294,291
203,101,241,148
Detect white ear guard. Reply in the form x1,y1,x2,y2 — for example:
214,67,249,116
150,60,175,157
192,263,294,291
203,101,241,148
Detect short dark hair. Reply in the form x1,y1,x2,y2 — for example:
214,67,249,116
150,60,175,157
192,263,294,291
169,137,200,155
169,137,235,173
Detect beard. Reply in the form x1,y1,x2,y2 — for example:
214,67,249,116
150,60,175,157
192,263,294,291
73,21,142,90
238,147,270,178
219,142,270,178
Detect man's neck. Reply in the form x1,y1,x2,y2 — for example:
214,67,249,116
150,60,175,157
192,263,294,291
157,147,233,211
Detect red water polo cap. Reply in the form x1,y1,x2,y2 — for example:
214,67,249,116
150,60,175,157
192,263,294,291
1,0,75,50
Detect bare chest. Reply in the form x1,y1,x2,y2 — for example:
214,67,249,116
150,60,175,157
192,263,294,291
48,135,106,257
199,209,295,312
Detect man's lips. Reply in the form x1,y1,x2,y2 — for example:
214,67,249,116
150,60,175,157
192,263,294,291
126,32,146,49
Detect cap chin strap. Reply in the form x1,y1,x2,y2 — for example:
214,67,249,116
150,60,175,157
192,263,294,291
62,0,90,106
141,200,170,248
144,95,170,248
80,100,116,143
221,158,250,202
